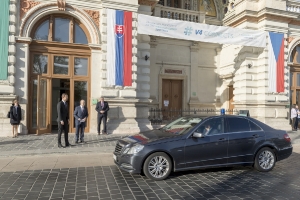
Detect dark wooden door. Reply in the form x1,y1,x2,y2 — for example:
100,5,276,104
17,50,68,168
162,79,182,120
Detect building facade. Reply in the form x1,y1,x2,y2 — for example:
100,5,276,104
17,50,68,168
0,0,299,137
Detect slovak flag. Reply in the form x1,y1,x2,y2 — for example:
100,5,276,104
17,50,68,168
106,9,132,86
268,32,285,93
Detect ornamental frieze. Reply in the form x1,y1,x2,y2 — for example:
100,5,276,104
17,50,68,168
20,0,40,20
83,10,100,28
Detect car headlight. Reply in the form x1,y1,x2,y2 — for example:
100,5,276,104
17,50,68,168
123,144,144,154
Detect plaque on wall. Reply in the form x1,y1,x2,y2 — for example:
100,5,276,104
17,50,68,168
165,69,182,74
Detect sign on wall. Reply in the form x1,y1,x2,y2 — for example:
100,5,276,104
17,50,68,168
138,14,267,48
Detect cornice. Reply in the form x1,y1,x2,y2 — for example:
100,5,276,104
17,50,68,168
138,0,158,10
102,0,139,12
224,8,299,27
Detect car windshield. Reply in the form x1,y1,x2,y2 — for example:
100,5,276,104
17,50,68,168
160,117,202,135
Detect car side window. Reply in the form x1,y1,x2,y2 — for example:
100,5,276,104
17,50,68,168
227,117,250,132
249,120,262,131
196,118,224,135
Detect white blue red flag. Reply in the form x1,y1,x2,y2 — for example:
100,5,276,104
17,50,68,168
106,9,132,86
268,32,285,93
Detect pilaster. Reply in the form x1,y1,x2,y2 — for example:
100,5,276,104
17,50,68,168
189,42,200,107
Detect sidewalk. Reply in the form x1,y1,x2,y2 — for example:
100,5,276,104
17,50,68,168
0,133,132,157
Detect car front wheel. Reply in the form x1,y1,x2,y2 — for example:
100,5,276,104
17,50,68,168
143,152,172,181
254,147,276,172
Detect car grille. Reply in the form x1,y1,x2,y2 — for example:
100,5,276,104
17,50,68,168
114,143,123,154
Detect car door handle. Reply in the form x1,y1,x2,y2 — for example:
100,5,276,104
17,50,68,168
252,134,259,138
219,138,226,141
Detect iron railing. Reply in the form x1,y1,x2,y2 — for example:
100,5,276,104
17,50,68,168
148,108,239,125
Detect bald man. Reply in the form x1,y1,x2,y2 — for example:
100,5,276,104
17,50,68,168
74,100,89,143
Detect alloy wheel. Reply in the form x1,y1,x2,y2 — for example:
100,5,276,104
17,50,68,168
258,150,275,170
148,156,170,179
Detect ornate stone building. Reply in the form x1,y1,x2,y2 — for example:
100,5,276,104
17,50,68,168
0,0,299,136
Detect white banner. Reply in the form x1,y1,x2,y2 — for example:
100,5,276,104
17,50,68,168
138,14,267,48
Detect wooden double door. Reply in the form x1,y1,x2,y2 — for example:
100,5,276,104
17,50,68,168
162,79,183,120
28,50,90,134
290,70,300,108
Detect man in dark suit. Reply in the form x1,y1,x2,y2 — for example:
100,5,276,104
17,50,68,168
95,97,109,135
57,93,70,148
74,100,89,143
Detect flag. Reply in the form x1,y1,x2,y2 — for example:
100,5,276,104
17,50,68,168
268,32,285,93
106,9,132,86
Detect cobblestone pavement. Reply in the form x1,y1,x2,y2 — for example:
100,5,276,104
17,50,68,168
0,134,300,200
0,151,300,200
0,134,131,157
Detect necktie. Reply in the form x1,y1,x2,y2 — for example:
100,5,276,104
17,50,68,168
101,102,104,107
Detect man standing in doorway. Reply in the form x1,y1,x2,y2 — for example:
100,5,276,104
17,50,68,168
57,93,70,148
95,97,109,135
74,100,88,143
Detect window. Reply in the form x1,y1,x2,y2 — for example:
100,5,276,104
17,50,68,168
32,15,89,44
54,18,70,42
227,117,250,132
249,121,262,131
34,20,49,41
74,23,88,44
196,117,224,135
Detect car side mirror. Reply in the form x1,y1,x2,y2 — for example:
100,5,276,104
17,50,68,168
193,132,204,138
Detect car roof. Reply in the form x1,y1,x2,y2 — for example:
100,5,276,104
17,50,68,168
182,115,274,130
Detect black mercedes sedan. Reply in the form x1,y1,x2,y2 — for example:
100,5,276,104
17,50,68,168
113,115,293,180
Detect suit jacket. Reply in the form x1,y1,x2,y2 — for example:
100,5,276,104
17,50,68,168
74,106,89,126
57,101,69,122
10,105,22,124
95,101,109,116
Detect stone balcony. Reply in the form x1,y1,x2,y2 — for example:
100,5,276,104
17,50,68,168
286,0,300,13
153,5,205,23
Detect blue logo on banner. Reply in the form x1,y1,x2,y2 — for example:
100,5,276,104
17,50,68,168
195,30,203,35
184,27,193,36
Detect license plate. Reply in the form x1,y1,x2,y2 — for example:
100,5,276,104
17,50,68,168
113,154,116,161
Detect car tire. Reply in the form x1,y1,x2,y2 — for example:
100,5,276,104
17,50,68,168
254,147,276,172
143,152,172,181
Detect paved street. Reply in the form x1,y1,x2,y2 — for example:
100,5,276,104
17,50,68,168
0,133,300,200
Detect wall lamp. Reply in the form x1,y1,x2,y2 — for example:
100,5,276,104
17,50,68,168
145,55,150,61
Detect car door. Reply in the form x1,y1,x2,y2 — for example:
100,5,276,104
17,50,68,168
226,116,265,164
184,117,229,168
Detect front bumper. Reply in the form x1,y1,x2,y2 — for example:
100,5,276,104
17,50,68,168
113,153,144,174
277,146,293,161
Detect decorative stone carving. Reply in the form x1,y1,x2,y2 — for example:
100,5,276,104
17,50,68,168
20,0,40,20
84,10,100,27
57,0,66,11
287,37,295,44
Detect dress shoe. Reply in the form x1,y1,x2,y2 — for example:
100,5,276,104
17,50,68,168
58,144,64,148
75,141,78,144
98,132,100,135
79,140,84,143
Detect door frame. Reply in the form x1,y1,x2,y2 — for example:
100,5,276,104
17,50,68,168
159,74,187,110
28,44,91,134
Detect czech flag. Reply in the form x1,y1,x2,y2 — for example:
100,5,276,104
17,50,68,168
106,9,132,86
268,32,285,93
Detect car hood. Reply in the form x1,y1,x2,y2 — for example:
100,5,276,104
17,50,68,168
119,129,181,146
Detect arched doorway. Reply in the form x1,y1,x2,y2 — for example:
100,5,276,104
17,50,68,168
28,14,91,134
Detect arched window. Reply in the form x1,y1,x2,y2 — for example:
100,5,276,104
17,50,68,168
32,15,89,44
291,46,300,63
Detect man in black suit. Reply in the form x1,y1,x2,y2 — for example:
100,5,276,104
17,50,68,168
74,100,89,143
95,97,109,135
57,93,70,148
